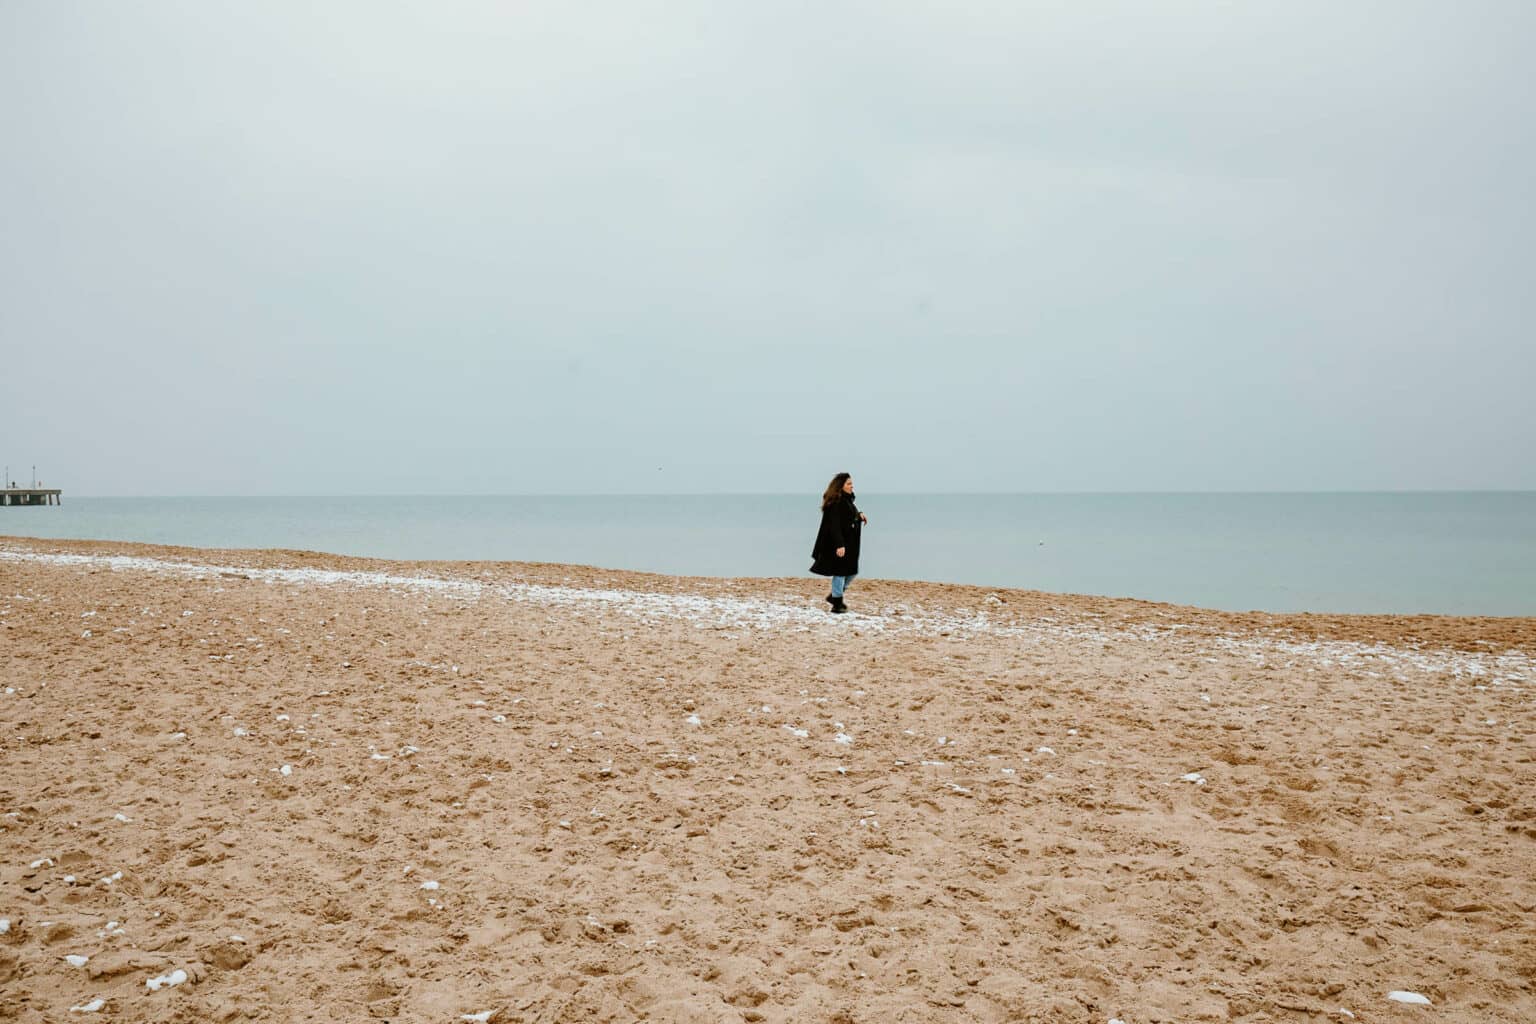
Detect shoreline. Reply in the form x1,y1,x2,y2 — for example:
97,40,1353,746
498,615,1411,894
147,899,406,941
4,490,1532,619
5,535,1535,658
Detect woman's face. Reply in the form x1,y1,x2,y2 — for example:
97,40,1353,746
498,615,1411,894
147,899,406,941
842,477,855,493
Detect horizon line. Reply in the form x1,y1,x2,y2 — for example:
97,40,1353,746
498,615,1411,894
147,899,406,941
35,488,1536,499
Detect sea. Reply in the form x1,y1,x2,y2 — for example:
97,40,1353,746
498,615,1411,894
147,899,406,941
2,493,1533,616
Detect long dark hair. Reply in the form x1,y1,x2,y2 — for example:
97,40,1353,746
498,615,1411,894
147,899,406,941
821,472,851,510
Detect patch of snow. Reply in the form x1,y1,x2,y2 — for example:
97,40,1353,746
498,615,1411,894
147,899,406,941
146,969,188,991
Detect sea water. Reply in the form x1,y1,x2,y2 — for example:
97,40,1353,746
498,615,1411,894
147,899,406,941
2,492,1532,616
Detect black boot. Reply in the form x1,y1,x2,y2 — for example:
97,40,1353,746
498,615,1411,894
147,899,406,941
830,596,847,614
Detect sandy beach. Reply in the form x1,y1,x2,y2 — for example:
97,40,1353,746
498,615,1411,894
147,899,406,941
1,536,1532,1023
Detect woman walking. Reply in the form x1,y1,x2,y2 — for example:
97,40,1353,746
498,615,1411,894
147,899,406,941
810,472,868,614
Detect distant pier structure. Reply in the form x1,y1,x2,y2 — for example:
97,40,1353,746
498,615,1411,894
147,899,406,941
2,488,61,506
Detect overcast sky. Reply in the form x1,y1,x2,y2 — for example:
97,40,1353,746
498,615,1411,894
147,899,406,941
3,1,1532,495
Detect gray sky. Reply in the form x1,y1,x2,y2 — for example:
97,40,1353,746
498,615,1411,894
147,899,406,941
3,1,1533,495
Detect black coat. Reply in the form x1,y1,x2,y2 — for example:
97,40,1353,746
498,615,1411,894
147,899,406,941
810,494,862,577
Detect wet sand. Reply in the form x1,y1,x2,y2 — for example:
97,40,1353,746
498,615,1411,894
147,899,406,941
1,537,1533,1023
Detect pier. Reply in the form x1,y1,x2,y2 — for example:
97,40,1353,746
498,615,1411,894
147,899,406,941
1,488,62,507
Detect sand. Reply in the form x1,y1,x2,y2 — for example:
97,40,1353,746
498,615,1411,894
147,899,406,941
1,536,1533,1023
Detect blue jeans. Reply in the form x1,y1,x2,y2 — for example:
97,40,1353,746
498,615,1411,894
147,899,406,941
831,574,855,599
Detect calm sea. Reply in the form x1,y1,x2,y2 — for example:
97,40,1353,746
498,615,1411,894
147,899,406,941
2,493,1533,616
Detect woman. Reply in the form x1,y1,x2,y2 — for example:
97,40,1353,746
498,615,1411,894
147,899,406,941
810,472,868,613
